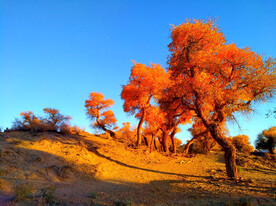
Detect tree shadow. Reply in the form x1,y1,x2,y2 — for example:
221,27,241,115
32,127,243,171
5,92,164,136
244,167,276,175
83,138,210,179
1,131,275,205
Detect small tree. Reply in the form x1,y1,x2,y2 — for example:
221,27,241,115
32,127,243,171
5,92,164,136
20,111,38,131
121,62,170,147
85,92,117,138
116,122,136,145
43,108,71,132
11,118,24,131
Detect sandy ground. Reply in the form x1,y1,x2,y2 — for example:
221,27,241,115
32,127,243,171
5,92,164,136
0,131,275,205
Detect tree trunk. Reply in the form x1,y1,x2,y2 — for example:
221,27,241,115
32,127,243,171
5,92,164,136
136,108,146,147
183,137,196,155
170,128,177,154
162,130,169,153
208,124,238,179
267,137,275,154
102,126,116,138
97,119,116,138
143,135,149,147
153,138,158,150
149,135,154,152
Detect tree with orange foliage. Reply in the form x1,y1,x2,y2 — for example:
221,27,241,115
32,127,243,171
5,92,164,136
144,102,192,153
116,122,136,145
162,106,193,153
20,111,38,131
231,135,254,154
43,108,71,131
183,120,210,155
85,92,117,138
167,19,276,179
143,105,165,151
121,62,170,147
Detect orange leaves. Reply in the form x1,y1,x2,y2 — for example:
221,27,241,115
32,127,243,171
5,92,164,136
231,135,254,153
85,92,115,118
85,92,117,130
167,19,276,125
100,110,117,125
144,105,166,131
20,111,36,124
263,126,276,139
121,62,170,115
169,19,225,73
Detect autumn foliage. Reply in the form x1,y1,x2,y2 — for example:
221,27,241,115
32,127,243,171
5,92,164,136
43,108,71,131
11,109,73,133
162,19,276,178
85,92,117,138
6,18,275,181
231,135,254,154
121,62,170,147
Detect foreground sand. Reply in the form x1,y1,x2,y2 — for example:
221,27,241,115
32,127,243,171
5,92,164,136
0,131,275,205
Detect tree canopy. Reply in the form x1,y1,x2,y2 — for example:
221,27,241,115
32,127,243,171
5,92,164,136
85,92,117,138
165,19,276,178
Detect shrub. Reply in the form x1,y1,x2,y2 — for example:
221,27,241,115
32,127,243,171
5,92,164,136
231,135,254,154
43,108,71,132
70,125,85,135
14,183,33,202
40,185,56,203
116,122,136,145
59,123,71,134
11,118,24,131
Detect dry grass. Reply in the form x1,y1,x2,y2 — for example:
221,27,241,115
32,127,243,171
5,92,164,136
0,131,275,205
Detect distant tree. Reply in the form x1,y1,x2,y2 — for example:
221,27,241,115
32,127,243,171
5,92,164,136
11,118,23,131
116,122,136,145
184,120,212,155
85,92,117,138
121,62,170,147
166,19,276,179
256,127,276,154
20,111,38,131
142,125,163,152
231,135,254,154
43,108,71,131
143,105,166,150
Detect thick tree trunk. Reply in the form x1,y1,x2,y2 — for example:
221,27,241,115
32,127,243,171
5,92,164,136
136,108,146,147
170,128,177,154
183,137,196,155
162,130,169,153
208,124,238,179
101,125,116,138
107,129,116,138
97,119,116,138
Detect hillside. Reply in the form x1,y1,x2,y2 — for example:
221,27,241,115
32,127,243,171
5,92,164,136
0,131,275,205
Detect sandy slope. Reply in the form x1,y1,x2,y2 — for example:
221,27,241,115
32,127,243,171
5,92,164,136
0,131,275,205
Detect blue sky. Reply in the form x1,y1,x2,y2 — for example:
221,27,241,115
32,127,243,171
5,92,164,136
1,0,275,145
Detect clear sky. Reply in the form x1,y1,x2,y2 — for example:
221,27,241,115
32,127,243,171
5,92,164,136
1,0,275,146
